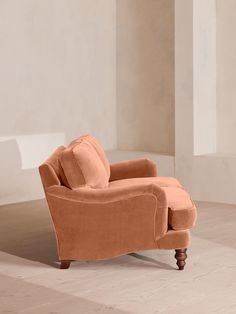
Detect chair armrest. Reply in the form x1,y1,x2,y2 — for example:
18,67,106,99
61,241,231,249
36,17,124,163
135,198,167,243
46,184,167,241
109,159,157,182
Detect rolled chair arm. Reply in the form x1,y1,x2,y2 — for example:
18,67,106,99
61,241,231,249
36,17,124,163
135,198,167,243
109,158,157,182
46,183,168,261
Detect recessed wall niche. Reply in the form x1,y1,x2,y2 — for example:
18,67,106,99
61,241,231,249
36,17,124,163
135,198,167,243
193,0,236,156
116,0,175,155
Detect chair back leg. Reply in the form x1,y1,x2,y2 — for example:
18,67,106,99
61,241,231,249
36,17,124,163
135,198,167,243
60,260,71,269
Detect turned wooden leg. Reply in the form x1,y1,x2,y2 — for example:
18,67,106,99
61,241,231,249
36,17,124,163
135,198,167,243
60,260,71,269
175,249,187,270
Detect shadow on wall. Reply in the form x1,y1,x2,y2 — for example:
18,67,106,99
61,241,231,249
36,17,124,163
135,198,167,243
0,132,65,205
0,139,43,205
116,0,175,154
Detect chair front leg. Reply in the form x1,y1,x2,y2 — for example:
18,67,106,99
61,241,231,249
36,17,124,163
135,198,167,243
60,260,71,269
175,248,187,270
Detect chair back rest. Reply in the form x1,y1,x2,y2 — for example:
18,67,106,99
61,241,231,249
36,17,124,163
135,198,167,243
39,146,69,191
60,135,110,189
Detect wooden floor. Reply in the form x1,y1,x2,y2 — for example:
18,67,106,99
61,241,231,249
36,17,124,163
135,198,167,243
0,200,236,313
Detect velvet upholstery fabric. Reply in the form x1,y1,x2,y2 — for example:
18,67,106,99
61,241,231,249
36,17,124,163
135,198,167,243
108,176,182,188
163,186,197,230
69,135,110,178
109,177,196,230
39,146,69,190
60,135,110,189
110,159,157,181
39,136,197,262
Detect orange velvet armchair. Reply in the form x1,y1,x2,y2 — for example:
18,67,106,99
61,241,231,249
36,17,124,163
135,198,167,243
39,135,197,270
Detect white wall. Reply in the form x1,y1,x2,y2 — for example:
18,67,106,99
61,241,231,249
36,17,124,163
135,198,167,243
193,0,216,155
175,0,194,158
176,0,236,157
0,0,116,205
216,0,236,154
175,0,236,204
2,0,236,206
117,0,175,155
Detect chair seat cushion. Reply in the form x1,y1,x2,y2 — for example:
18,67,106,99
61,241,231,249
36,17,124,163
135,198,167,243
163,186,197,230
109,176,182,188
109,177,197,231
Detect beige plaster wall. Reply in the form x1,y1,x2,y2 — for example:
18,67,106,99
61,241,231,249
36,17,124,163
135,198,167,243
175,0,194,158
193,0,216,155
0,0,116,204
175,0,236,204
216,0,236,154
117,0,175,155
0,0,116,148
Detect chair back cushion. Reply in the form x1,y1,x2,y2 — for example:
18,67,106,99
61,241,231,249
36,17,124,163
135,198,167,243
39,146,70,190
60,135,110,189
